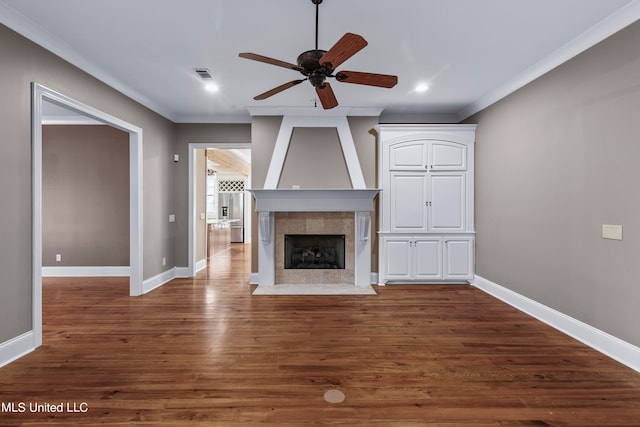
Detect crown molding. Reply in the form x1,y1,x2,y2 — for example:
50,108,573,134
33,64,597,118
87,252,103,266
246,106,383,117
457,0,640,121
0,2,176,122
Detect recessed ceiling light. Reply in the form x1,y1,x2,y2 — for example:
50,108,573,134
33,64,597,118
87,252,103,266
204,82,219,92
415,83,429,93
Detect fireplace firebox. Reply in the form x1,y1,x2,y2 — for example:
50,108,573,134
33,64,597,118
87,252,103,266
284,234,345,269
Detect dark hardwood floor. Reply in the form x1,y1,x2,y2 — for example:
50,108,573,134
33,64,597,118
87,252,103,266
1,243,639,426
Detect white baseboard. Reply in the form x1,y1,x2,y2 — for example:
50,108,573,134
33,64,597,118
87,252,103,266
142,267,177,294
249,272,259,285
195,259,207,274
174,267,191,278
473,275,640,373
370,272,379,284
42,266,130,277
0,331,36,368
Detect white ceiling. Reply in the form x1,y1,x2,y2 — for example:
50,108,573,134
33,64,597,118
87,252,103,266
2,0,640,123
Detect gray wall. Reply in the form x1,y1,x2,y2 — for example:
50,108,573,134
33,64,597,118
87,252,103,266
173,123,251,267
467,21,640,346
0,23,175,343
42,125,129,266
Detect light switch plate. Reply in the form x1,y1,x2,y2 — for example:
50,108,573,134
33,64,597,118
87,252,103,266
602,224,623,240
200,213,206,220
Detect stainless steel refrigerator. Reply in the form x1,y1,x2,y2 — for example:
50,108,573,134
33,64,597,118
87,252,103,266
218,192,244,243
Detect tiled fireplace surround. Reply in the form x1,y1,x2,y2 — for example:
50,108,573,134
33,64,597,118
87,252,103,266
276,212,354,285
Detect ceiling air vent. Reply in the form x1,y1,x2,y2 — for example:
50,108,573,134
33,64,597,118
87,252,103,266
194,68,214,79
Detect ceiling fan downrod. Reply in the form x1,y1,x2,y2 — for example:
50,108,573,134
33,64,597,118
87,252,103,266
312,0,323,50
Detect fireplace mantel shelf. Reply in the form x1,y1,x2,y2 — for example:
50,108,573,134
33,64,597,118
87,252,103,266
249,189,381,213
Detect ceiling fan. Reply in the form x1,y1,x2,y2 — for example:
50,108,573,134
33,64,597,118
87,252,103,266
239,0,398,109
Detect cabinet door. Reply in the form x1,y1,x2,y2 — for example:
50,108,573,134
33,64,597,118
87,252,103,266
429,141,467,171
390,172,428,232
389,141,428,170
383,237,413,280
444,238,474,280
413,238,443,280
429,173,466,232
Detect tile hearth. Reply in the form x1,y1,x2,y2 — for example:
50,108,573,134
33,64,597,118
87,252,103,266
252,283,377,295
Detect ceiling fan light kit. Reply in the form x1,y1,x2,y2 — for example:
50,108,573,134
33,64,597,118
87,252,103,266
239,0,397,109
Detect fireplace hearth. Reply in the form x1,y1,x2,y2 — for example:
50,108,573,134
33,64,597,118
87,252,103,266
285,234,345,270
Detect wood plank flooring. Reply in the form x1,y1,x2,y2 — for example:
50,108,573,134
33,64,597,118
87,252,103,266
1,243,639,426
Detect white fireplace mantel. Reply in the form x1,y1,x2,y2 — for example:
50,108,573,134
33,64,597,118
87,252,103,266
249,189,380,213
249,189,380,288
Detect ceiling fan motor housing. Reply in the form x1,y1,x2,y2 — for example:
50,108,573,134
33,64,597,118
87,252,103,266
297,49,333,87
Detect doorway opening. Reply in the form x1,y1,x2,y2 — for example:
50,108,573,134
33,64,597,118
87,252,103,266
188,144,251,276
32,83,143,347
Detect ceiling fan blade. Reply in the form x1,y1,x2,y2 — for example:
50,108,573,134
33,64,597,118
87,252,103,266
335,71,398,88
239,52,303,72
316,83,338,109
253,79,306,100
319,33,368,70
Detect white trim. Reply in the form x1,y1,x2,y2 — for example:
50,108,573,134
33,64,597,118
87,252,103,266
195,258,207,274
42,266,130,277
142,268,177,294
370,272,379,285
0,3,174,121
457,0,640,120
187,142,251,278
31,83,144,359
41,117,104,125
174,267,191,278
354,211,372,287
247,106,383,117
249,189,379,212
0,331,36,368
473,275,640,373
263,115,367,189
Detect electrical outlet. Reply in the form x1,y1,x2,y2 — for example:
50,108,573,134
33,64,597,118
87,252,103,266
162,257,167,266
55,254,61,262
602,224,623,240
169,214,176,223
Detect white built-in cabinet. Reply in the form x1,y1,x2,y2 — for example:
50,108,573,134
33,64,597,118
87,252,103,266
377,125,476,284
